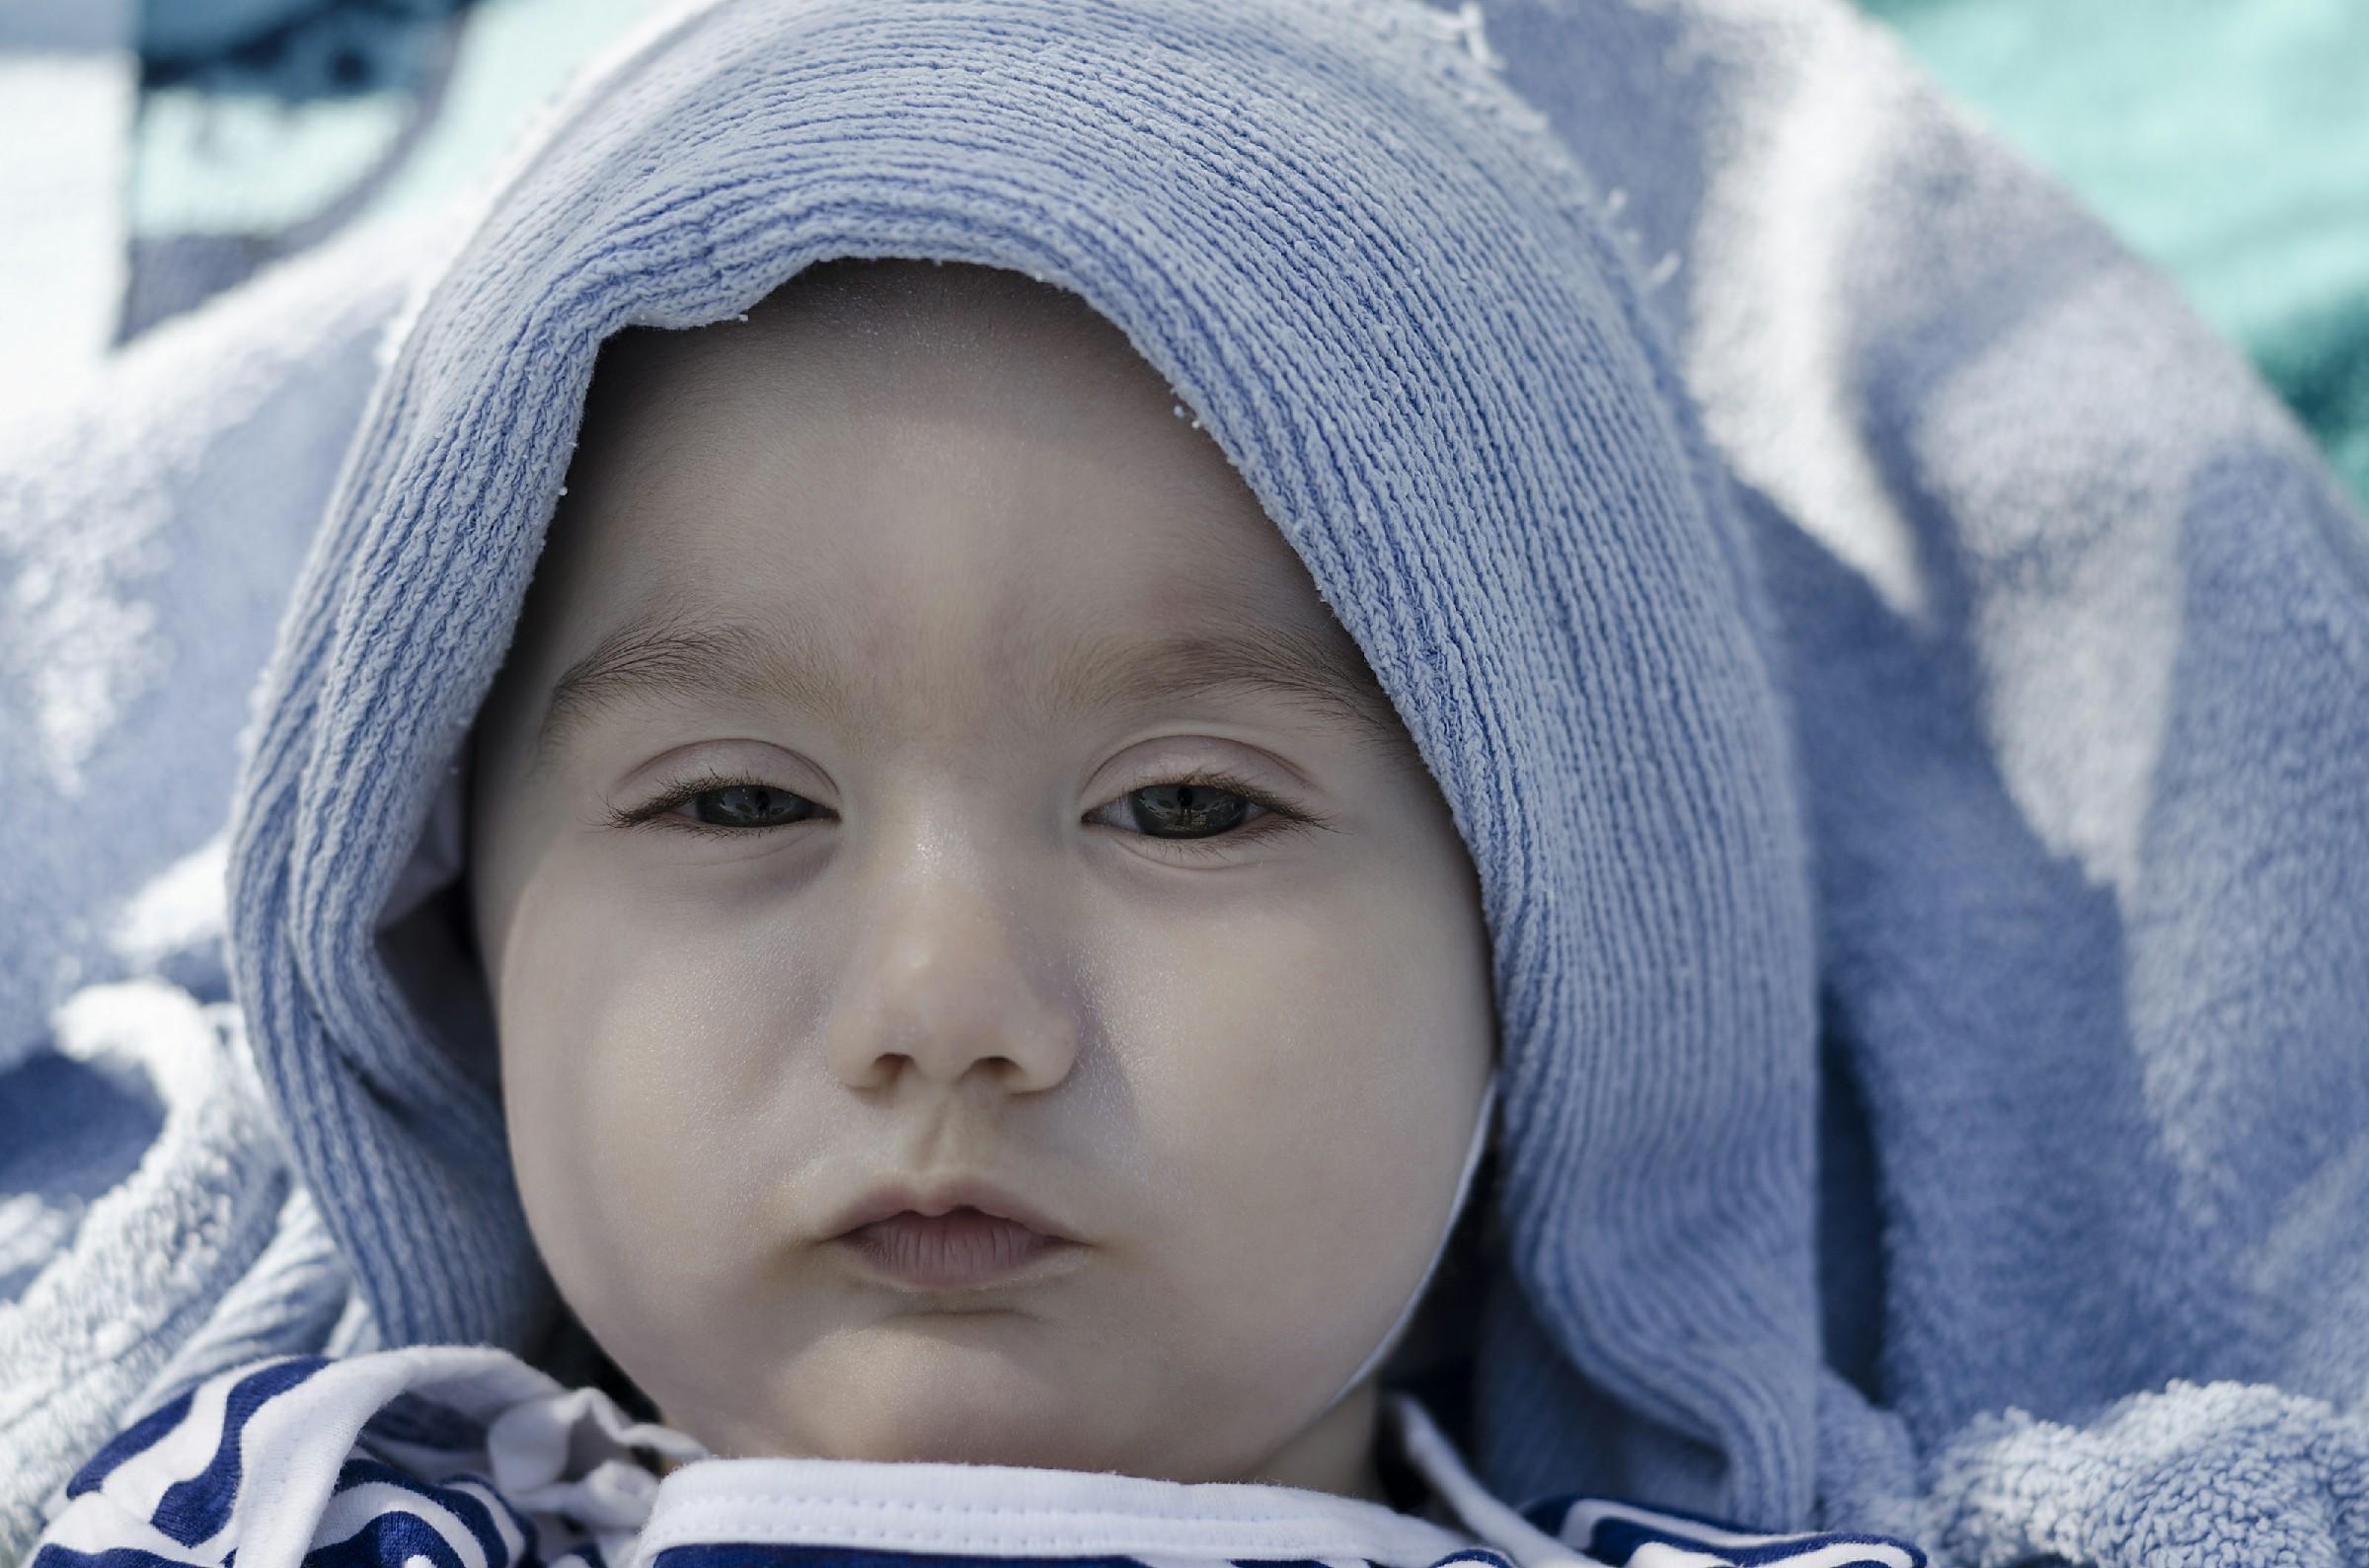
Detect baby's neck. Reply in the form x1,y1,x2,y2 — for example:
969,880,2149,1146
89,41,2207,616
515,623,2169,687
1236,1380,1391,1501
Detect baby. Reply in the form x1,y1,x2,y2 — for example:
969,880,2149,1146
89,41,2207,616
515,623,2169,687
27,3,1935,1562
16,0,2365,1560
30,239,1886,1568
32,238,1917,1566
461,254,1503,1498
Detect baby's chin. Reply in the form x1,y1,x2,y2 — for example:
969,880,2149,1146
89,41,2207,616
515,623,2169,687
684,1314,1157,1472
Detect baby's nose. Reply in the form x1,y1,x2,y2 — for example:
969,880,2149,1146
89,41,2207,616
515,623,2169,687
820,888,1081,1095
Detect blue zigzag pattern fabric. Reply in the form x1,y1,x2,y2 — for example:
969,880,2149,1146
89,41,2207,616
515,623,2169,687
30,1350,1928,1568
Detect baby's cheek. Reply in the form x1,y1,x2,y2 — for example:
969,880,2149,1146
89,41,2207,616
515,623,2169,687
497,880,755,1309
1110,896,1456,1410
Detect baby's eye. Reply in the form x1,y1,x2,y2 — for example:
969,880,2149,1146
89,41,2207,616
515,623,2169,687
1111,779,1261,839
606,767,1326,856
1088,773,1314,859
604,772,820,838
672,781,816,832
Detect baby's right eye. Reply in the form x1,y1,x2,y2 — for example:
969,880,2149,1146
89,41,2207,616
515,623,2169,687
672,782,818,831
603,770,826,839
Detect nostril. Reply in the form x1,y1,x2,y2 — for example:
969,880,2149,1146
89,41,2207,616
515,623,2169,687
833,1048,914,1091
888,1049,1034,1089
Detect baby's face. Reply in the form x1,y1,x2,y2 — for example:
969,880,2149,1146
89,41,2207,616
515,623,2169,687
465,261,1495,1495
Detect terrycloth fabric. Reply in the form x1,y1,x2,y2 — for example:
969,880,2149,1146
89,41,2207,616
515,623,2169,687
222,0,1834,1529
5,1,2368,1566
0,211,431,1065
1473,1,2369,1549
29,1346,1926,1568
0,217,423,1560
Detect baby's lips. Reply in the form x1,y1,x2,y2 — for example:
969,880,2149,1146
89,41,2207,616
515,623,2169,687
822,1172,1085,1245
840,1207,1084,1290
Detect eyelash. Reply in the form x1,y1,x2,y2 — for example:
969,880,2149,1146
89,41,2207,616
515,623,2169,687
602,765,1335,859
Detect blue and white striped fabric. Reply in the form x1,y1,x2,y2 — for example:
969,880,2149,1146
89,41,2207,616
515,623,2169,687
30,1350,1927,1568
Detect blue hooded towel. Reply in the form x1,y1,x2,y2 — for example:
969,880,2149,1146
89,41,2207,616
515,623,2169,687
221,0,1835,1521
5,0,2366,1563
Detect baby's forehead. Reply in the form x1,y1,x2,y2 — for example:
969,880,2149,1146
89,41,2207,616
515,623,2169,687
526,572,1411,772
516,261,1418,770
558,261,1297,601
588,258,1161,435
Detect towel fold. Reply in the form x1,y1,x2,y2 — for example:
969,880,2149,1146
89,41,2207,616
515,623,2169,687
0,218,421,1554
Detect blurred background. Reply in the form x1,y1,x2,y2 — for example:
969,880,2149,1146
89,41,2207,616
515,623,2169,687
2,0,2365,509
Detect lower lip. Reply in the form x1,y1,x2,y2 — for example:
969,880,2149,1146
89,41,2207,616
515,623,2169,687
838,1208,1082,1290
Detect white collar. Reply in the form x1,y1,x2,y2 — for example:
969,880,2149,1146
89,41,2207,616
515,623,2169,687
627,1392,1591,1568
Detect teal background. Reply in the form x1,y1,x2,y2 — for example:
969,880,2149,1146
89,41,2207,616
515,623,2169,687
1858,0,2369,509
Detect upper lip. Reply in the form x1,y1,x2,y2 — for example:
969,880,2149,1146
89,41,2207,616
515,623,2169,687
825,1177,1083,1244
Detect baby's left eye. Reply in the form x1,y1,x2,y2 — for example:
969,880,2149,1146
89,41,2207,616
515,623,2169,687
1085,774,1331,861
1099,778,1269,839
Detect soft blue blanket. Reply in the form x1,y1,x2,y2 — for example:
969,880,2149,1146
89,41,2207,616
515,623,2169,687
5,1,2367,1564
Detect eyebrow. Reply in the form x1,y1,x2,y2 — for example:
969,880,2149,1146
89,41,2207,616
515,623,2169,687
528,602,1417,775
